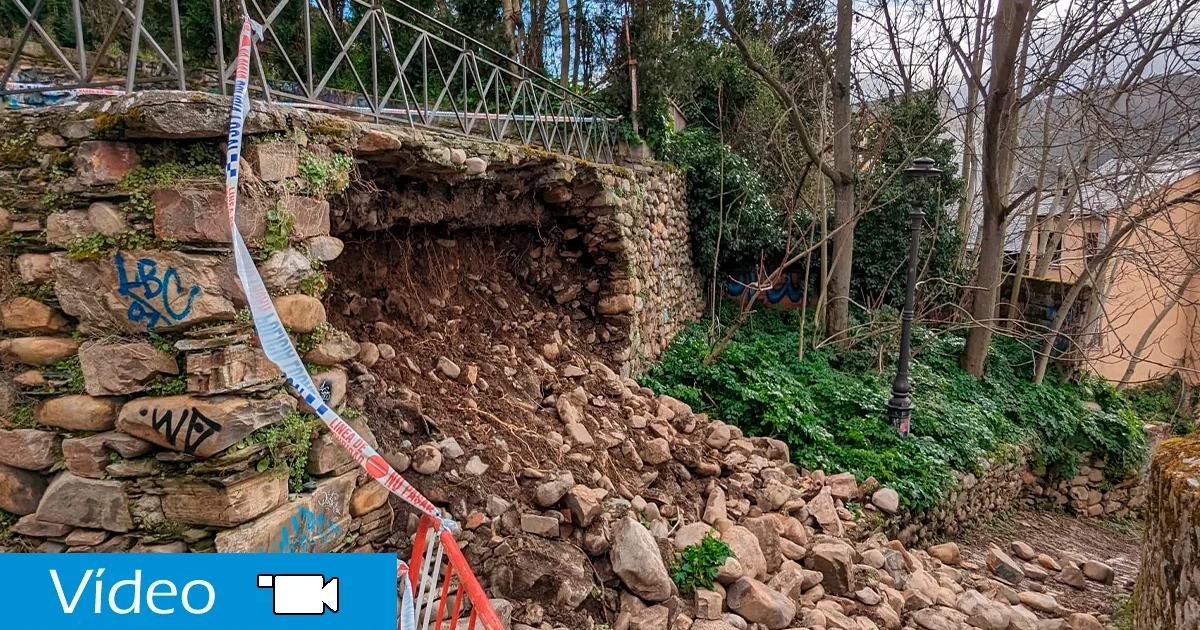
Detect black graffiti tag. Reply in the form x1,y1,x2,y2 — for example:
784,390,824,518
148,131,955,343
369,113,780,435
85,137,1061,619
140,407,223,454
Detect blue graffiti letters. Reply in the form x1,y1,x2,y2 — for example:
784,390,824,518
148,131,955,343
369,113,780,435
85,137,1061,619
267,507,343,553
115,253,201,330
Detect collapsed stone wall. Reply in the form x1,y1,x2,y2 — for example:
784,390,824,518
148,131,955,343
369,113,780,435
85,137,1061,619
1134,432,1200,630
0,90,701,551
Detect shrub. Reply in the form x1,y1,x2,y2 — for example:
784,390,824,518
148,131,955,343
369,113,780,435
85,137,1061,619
643,309,1148,510
671,533,734,594
658,127,789,274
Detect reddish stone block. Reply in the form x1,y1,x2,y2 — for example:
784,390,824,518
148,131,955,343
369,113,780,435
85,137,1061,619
152,189,268,243
74,141,139,185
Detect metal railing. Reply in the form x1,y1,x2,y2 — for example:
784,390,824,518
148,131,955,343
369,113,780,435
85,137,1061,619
0,0,617,163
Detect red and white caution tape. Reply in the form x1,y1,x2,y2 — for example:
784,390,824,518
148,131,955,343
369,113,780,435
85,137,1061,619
222,17,451,529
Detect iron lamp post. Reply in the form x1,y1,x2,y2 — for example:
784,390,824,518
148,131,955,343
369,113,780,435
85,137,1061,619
886,157,941,438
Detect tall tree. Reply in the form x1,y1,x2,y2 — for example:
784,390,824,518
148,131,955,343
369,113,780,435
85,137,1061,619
559,0,570,86
714,0,856,344
960,0,1029,376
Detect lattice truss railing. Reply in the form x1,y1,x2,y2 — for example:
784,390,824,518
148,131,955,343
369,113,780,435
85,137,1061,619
0,0,617,163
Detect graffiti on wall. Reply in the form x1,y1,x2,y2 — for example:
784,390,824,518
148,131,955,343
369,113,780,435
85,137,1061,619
727,269,809,308
115,252,201,330
264,506,344,554
138,406,222,455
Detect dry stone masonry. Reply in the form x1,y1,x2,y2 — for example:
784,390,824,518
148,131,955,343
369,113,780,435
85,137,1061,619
1134,432,1200,630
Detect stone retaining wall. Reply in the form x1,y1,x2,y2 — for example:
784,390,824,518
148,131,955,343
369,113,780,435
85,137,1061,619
0,91,701,550
1134,433,1200,630
875,444,1153,547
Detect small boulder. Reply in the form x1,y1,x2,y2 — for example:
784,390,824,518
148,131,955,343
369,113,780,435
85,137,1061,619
725,577,796,630
610,516,673,602
1010,541,1037,562
535,473,575,507
1068,613,1104,630
1081,560,1115,585
411,444,443,475
274,295,327,333
1055,565,1086,590
986,546,1025,585
806,542,855,596
928,542,961,565
871,487,900,514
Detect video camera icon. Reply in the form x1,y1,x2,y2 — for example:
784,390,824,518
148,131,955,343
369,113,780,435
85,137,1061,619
257,574,340,615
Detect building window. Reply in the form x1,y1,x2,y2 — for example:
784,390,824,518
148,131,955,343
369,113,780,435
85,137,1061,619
1085,231,1101,261
1050,238,1064,265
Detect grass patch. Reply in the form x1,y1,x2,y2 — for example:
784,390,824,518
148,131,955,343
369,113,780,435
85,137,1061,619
643,309,1149,510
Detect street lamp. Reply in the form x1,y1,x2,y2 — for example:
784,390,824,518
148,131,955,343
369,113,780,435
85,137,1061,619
886,156,941,438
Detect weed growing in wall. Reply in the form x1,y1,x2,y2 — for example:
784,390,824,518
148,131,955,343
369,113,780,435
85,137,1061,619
242,412,320,492
147,374,188,396
45,356,84,395
8,404,37,429
298,151,353,197
294,322,332,354
260,204,295,256
65,231,159,261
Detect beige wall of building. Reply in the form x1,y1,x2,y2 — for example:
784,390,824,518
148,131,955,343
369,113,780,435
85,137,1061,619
1025,171,1200,385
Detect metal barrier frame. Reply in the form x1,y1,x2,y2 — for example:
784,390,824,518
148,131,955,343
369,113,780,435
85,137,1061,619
1,0,617,163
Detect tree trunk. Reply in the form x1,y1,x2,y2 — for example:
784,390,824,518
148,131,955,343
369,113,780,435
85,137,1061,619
571,0,582,86
501,0,522,79
956,0,989,258
1006,86,1057,325
824,0,855,345
558,0,570,87
961,0,1030,377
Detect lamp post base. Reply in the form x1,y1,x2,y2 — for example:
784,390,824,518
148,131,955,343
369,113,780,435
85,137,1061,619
886,396,911,439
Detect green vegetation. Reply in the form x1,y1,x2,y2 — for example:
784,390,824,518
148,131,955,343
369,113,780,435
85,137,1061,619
643,309,1148,510
241,412,321,492
45,356,84,394
0,132,35,168
147,374,188,396
298,270,329,299
118,148,223,191
15,280,56,303
671,532,735,594
658,127,787,273
7,403,38,429
65,230,159,260
294,322,332,354
1114,596,1134,630
298,151,354,197
260,204,295,256
1124,372,1197,435
0,508,17,539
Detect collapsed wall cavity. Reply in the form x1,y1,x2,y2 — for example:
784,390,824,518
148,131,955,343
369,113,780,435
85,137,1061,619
0,90,701,553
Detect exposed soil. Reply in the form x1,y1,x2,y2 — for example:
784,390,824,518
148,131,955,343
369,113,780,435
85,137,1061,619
325,225,706,521
956,509,1140,620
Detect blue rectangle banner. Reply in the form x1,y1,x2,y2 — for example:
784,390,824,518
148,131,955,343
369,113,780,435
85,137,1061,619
0,553,398,630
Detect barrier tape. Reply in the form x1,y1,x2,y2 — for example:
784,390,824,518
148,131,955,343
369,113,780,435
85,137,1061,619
222,17,449,527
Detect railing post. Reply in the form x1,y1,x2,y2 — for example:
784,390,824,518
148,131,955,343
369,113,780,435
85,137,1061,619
126,0,145,94
170,0,186,90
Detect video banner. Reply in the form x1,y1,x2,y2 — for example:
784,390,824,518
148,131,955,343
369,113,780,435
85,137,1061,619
0,553,397,629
